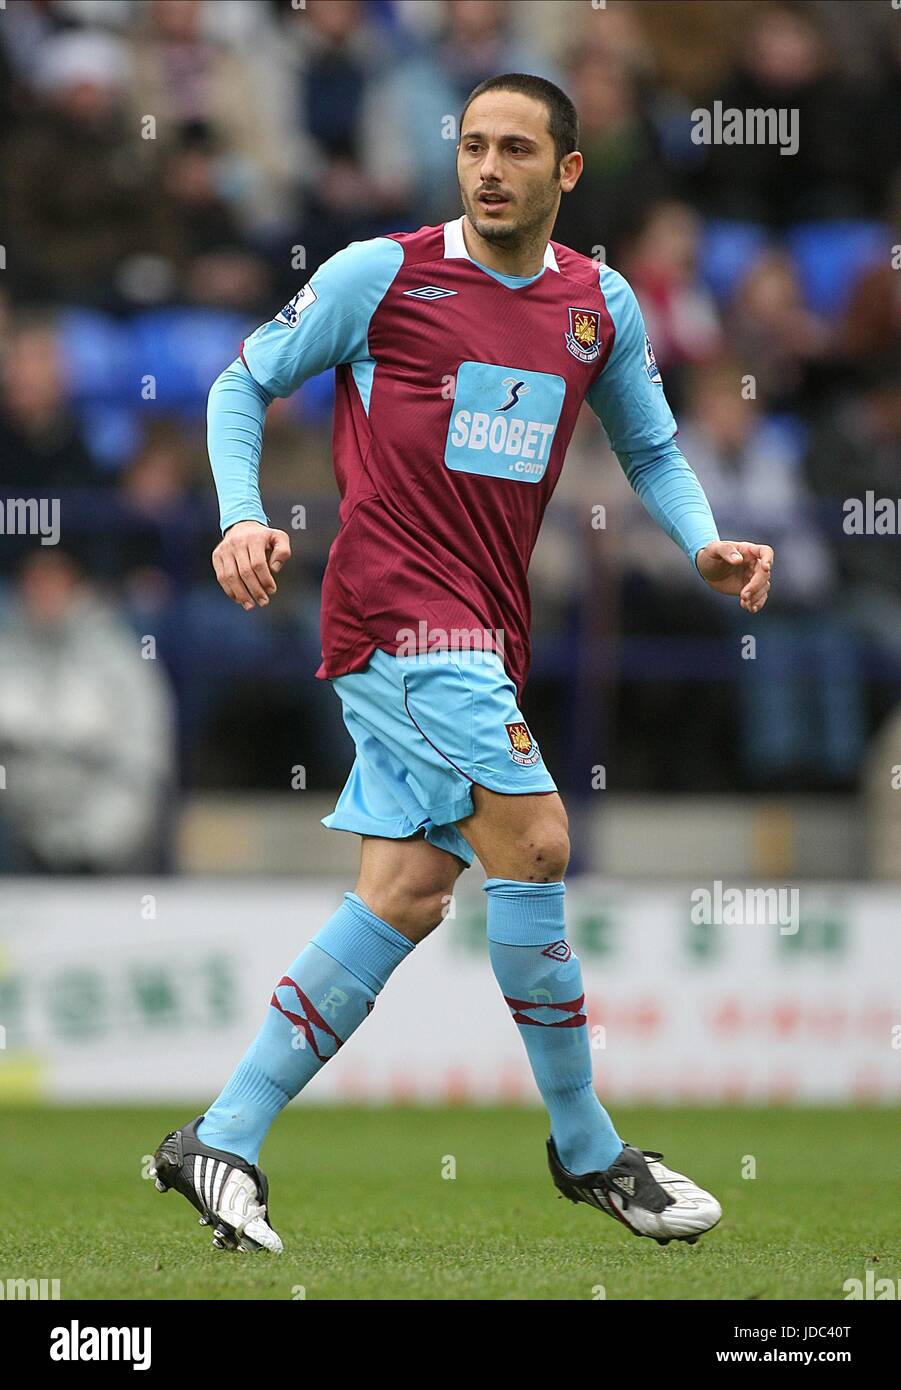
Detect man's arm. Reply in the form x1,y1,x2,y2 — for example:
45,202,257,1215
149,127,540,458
207,236,404,609
587,264,774,613
207,364,284,610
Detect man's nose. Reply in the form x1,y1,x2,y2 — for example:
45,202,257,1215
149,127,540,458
479,148,503,182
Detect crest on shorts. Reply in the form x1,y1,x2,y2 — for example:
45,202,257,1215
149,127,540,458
505,720,540,766
565,307,601,362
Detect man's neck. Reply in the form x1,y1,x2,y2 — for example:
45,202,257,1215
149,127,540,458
461,216,548,278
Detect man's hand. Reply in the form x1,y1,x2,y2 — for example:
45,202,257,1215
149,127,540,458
212,520,291,610
696,540,774,614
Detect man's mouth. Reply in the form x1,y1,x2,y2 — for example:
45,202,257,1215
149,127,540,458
477,190,511,209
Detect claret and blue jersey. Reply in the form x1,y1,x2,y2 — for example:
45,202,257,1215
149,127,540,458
208,214,719,700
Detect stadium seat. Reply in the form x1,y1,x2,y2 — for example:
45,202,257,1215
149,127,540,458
130,309,250,415
699,220,771,304
786,220,888,316
57,309,135,404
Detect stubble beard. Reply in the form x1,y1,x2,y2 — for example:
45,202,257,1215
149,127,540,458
461,177,561,254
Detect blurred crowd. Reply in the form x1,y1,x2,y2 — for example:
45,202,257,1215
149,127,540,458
0,0,899,871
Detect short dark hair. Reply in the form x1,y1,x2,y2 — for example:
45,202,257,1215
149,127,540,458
459,73,579,167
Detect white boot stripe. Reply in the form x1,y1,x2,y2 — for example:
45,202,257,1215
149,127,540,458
212,1161,227,1210
204,1157,216,1210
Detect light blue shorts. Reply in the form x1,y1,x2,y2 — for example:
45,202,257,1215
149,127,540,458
322,648,557,866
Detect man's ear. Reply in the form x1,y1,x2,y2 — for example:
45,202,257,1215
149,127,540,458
560,150,584,195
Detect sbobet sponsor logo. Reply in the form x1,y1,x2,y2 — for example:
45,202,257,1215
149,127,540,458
445,361,566,483
448,410,554,478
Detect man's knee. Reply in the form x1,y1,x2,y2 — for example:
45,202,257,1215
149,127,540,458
510,818,570,882
462,788,570,883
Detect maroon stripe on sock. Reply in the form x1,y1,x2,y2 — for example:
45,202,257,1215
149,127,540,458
509,1011,588,1028
504,993,585,1013
503,992,587,1028
270,976,344,1062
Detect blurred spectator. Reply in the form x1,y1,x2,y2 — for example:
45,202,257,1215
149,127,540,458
361,0,561,222
841,264,901,383
252,398,337,502
620,200,721,407
112,420,207,593
804,360,901,671
680,362,832,605
680,361,863,786
0,317,100,492
552,52,667,263
268,0,407,279
126,0,295,232
0,550,175,872
696,4,872,226
2,27,180,307
727,251,832,413
158,122,272,310
287,0,390,161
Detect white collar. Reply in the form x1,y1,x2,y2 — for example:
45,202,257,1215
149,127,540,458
443,215,559,272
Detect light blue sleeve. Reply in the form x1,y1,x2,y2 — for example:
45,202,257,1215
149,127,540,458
587,265,676,454
207,236,404,532
618,440,720,566
587,266,719,567
240,236,404,397
208,360,271,532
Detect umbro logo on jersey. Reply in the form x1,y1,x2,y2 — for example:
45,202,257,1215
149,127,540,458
403,285,458,300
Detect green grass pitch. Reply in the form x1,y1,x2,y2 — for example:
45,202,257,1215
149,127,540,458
3,1104,899,1300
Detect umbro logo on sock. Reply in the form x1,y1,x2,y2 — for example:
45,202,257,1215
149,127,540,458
541,940,571,961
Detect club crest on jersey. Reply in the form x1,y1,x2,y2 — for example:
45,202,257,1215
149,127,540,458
505,720,540,765
565,307,601,362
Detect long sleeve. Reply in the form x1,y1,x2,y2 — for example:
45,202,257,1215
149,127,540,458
587,263,719,567
618,439,719,565
207,235,404,534
207,359,271,533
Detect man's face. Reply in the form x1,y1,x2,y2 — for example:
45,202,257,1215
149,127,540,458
457,91,565,245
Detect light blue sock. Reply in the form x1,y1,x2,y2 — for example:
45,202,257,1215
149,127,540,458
197,893,413,1163
484,877,624,1174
